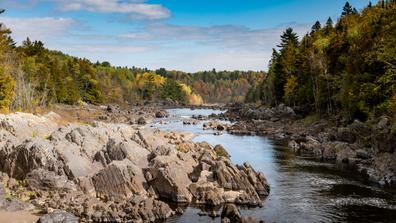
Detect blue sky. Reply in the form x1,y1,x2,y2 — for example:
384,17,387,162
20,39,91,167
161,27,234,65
0,0,375,72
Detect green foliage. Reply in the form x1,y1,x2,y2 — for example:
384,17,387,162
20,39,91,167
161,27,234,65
251,1,396,121
0,69,15,111
161,79,187,103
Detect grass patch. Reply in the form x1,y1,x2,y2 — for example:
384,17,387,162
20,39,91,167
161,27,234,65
302,114,320,124
32,130,38,138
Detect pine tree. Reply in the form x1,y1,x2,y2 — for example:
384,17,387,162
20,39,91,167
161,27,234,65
368,1,372,7
326,17,333,28
311,21,322,34
277,28,299,48
342,2,353,16
323,17,334,34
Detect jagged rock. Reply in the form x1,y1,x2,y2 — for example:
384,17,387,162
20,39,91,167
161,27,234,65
272,104,296,118
372,128,396,153
92,161,147,199
356,149,371,159
335,143,356,163
37,211,79,223
300,136,322,155
155,111,169,118
336,127,356,144
146,161,193,203
0,182,33,211
189,182,223,206
222,218,231,223
288,140,300,152
377,116,390,130
322,142,337,160
203,122,229,131
212,159,269,205
1,139,59,179
137,117,147,125
372,153,396,185
75,177,96,196
221,204,242,223
214,144,230,158
124,196,174,222
27,169,76,191
183,119,198,125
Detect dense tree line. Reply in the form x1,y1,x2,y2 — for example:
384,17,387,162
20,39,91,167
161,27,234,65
0,10,205,111
156,68,264,103
248,1,396,121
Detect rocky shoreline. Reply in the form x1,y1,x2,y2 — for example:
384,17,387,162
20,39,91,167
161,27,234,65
0,105,269,222
215,103,396,188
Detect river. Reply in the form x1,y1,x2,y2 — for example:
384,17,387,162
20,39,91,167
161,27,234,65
148,108,396,223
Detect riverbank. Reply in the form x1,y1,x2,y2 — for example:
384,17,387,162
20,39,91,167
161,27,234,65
216,103,396,188
0,105,269,222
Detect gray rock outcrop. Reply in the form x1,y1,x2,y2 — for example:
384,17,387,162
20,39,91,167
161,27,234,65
0,112,270,222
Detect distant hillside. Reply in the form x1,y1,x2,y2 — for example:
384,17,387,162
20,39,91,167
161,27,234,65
155,68,265,103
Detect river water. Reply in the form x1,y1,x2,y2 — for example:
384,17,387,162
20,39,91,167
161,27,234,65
148,108,396,223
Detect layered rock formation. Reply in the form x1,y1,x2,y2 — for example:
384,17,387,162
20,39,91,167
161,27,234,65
0,112,270,222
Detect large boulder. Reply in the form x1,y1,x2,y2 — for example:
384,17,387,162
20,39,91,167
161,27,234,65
27,169,76,191
37,212,79,223
214,144,230,158
1,139,59,179
272,104,296,118
123,196,174,222
155,110,169,118
189,182,224,206
212,160,269,205
221,204,242,223
336,127,356,144
92,161,147,199
0,112,58,139
146,161,193,203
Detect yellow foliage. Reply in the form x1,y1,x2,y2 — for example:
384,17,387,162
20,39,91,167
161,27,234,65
180,83,203,105
0,70,16,112
313,37,330,51
391,93,396,119
284,75,298,104
284,76,298,97
347,24,362,40
180,83,192,95
187,93,203,105
136,72,165,87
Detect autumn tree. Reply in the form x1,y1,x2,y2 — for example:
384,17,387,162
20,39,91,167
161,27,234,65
249,0,396,120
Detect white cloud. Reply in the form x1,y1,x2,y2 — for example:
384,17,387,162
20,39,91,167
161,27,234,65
151,50,273,72
118,23,311,71
66,44,149,54
52,0,170,20
0,13,311,71
0,16,75,43
121,23,311,52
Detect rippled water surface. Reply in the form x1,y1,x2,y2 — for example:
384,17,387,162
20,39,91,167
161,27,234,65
148,108,396,223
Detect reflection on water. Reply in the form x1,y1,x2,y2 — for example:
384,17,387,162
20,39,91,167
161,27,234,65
149,109,396,223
